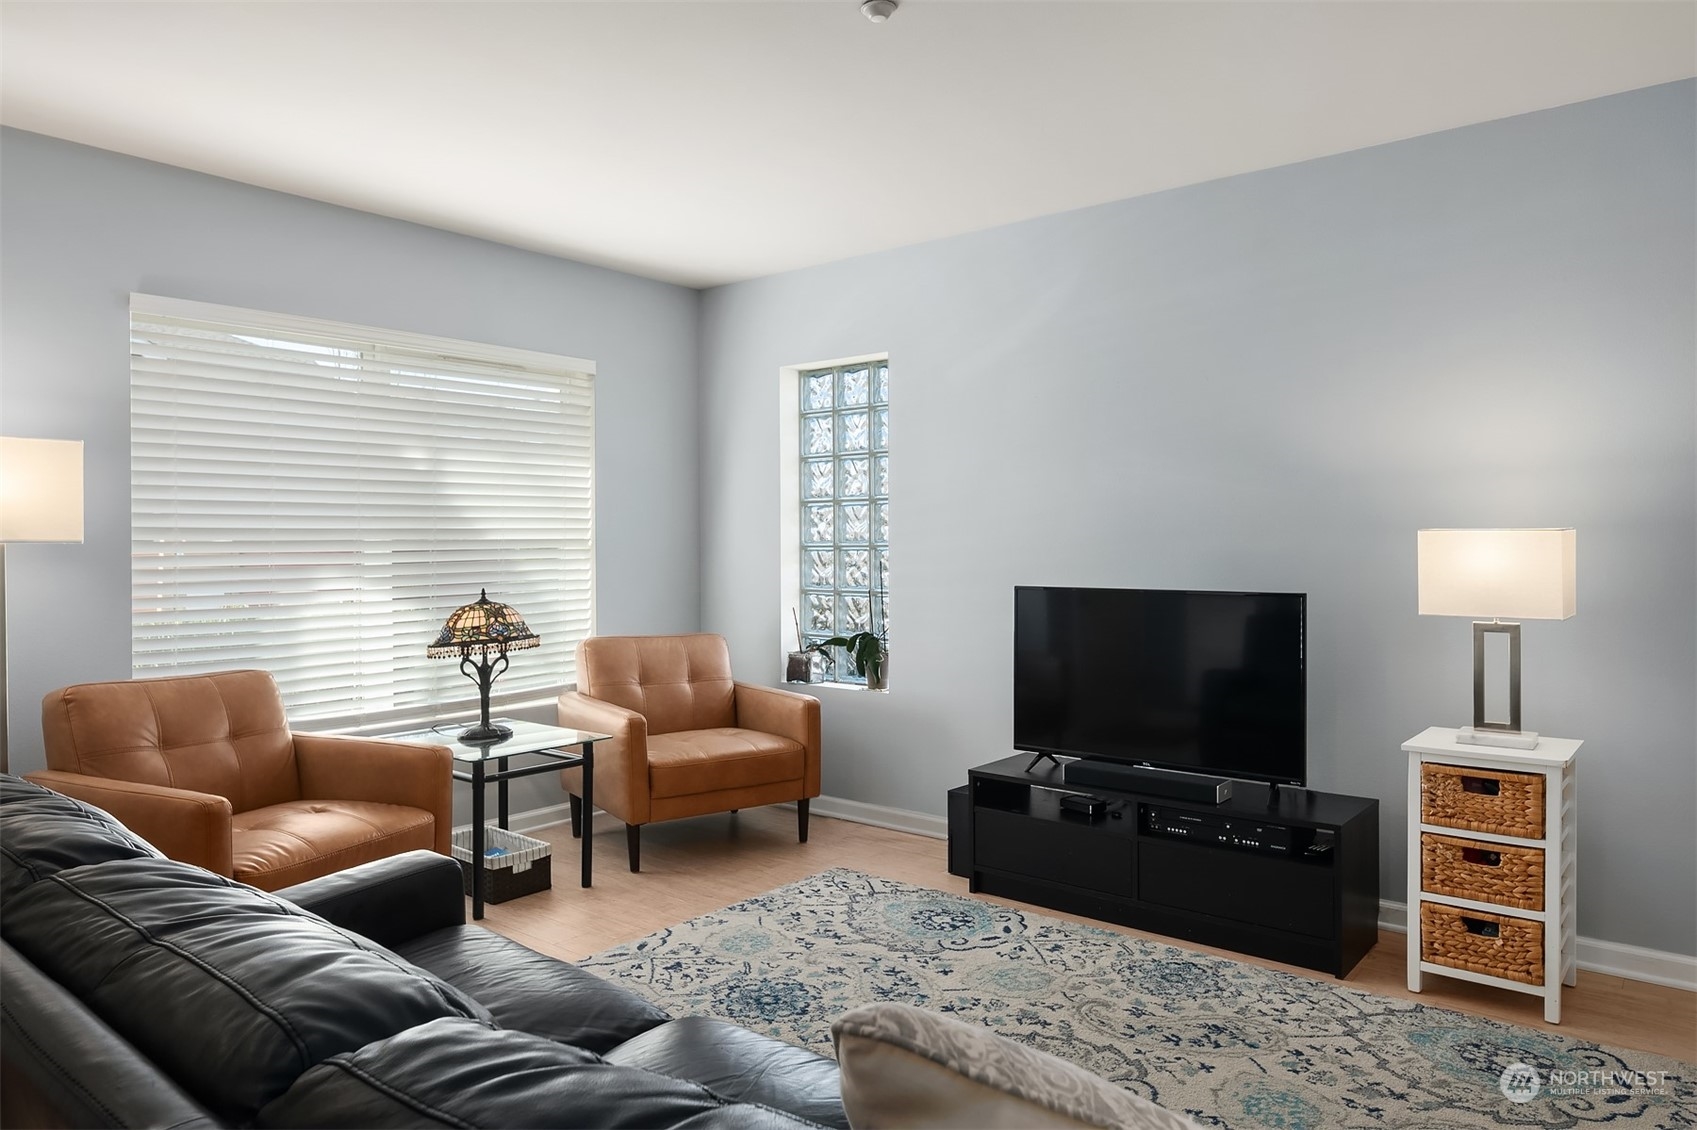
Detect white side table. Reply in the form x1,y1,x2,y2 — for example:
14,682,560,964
1404,726,1579,1023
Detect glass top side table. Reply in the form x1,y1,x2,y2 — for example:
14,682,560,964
381,718,610,919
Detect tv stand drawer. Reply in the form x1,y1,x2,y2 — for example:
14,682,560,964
1138,839,1334,939
974,807,1134,897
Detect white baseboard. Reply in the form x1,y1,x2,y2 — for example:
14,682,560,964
1571,937,1697,991
801,794,948,840
489,794,1696,992
455,803,617,837
1377,898,1696,991
477,799,942,840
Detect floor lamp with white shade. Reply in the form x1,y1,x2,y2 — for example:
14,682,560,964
0,437,85,774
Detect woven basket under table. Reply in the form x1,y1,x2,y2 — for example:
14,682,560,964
1420,762,1544,839
450,825,552,905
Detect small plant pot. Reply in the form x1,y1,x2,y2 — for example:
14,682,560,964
864,651,888,690
785,651,817,683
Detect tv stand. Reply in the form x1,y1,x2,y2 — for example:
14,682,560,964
1023,751,1063,772
962,754,1379,977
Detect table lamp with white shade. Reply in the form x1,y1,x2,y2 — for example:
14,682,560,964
1416,527,1576,750
0,437,86,773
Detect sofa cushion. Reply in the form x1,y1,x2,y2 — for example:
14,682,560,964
0,938,219,1130
606,1016,848,1129
257,1016,827,1129
647,729,805,798
0,774,162,902
231,798,436,888
394,925,671,1053
2,858,491,1124
831,1002,1198,1130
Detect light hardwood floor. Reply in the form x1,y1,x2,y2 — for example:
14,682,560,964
474,807,1696,1064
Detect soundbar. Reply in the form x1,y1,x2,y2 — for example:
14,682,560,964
1062,759,1233,804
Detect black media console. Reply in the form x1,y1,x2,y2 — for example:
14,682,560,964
958,754,1379,977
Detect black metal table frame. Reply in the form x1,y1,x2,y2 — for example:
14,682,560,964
455,740,594,920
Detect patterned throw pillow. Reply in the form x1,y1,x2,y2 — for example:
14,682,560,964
831,1002,1197,1130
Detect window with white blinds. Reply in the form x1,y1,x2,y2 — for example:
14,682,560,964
129,294,594,730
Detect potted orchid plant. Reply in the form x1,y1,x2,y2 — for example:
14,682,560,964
817,628,887,689
814,556,888,689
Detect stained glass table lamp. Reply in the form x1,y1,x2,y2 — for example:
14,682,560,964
428,589,540,743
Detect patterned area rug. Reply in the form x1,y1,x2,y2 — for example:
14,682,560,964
581,868,1695,1129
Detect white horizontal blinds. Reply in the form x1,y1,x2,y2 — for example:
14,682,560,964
130,294,594,729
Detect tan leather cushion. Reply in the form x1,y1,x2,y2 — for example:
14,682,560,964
646,729,805,799
577,635,736,735
41,670,299,814
230,800,435,890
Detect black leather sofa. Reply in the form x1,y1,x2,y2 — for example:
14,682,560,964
0,774,847,1129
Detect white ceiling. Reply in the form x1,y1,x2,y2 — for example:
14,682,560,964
2,1,1692,288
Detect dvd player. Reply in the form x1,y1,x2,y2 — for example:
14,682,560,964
1142,806,1293,854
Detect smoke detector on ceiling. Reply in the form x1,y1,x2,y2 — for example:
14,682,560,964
861,0,898,23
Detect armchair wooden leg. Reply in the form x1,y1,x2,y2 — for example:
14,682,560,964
568,794,582,839
798,798,810,843
626,824,641,872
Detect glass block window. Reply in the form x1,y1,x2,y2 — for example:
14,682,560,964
800,360,889,684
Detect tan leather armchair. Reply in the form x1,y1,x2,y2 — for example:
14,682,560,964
29,669,452,891
556,633,821,872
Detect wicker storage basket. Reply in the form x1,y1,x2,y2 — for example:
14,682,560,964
451,825,552,904
1420,902,1544,985
1420,833,1544,911
1420,762,1544,839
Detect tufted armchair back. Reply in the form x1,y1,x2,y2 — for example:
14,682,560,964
41,670,301,815
575,634,737,736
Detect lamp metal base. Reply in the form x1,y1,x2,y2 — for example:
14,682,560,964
458,721,514,745
1458,726,1541,750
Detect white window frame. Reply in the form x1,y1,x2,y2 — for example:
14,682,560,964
129,294,595,732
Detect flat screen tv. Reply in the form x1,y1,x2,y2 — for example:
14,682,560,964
1013,586,1306,786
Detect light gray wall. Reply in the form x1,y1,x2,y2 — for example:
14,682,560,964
698,82,1697,956
0,128,701,820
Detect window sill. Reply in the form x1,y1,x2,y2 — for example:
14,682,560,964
785,680,889,694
